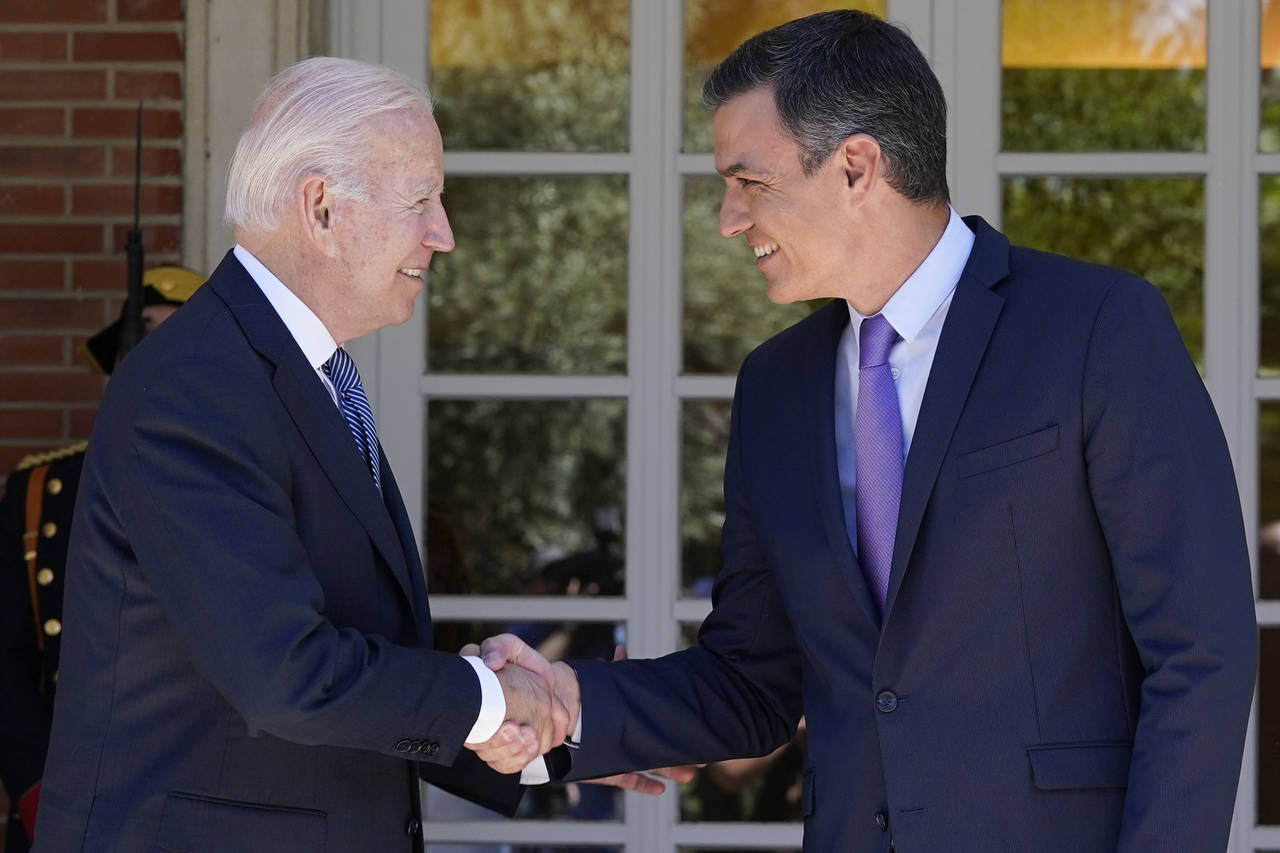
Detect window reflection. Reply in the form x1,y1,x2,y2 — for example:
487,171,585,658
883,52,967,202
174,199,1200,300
1002,0,1206,151
426,400,626,596
429,0,629,151
428,176,628,375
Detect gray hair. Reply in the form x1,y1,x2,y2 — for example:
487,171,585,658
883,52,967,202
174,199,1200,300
225,56,433,232
702,9,949,204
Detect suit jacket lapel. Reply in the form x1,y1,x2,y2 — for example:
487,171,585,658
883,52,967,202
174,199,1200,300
807,301,883,626
379,451,434,642
206,252,418,608
883,217,1009,620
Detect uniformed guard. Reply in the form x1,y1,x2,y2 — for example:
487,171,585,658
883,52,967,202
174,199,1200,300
0,265,203,852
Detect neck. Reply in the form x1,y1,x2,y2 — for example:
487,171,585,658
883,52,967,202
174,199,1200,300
236,227,345,341
843,200,950,316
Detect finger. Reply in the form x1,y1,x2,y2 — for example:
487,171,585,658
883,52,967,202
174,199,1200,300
459,642,480,657
612,644,627,661
649,765,698,783
585,772,666,795
483,633,554,681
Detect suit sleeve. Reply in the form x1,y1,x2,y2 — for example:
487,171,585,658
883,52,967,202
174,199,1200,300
564,355,803,780
1081,276,1256,851
116,355,484,768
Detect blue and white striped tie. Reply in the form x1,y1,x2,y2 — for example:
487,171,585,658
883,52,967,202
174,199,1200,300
323,347,381,492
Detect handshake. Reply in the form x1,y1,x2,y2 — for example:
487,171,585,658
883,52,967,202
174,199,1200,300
460,634,695,793
459,633,579,775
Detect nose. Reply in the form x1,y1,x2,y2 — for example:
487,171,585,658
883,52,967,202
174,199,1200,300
423,203,455,253
718,184,750,239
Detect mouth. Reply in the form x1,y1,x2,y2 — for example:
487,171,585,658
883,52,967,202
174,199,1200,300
751,243,779,266
398,268,426,281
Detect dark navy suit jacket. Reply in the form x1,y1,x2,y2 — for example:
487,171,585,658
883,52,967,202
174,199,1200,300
33,253,518,853
564,217,1257,852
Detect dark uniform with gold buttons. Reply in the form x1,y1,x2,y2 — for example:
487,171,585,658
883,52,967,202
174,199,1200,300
0,265,202,852
0,442,84,853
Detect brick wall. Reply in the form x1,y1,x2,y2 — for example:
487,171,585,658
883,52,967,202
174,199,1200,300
0,0,185,478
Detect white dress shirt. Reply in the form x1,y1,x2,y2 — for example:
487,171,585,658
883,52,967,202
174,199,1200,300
232,245,508,748
834,208,975,557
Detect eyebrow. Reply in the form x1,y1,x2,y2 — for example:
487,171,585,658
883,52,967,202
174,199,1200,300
717,162,752,178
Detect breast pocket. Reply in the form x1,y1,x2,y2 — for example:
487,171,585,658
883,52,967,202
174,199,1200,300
956,424,1059,479
158,792,327,853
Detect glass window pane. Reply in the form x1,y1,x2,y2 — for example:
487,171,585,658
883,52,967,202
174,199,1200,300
1263,0,1280,152
429,0,629,151
1260,177,1280,375
682,399,730,596
683,0,885,153
1002,0,1206,152
1260,628,1280,824
677,625,806,824
1001,177,1204,366
428,620,626,825
428,176,628,374
1259,402,1280,600
683,176,818,374
427,400,626,596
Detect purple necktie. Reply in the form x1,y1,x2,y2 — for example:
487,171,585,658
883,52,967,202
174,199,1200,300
855,314,904,612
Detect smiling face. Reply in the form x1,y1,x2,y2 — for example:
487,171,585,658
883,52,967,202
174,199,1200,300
324,110,454,341
713,87,860,304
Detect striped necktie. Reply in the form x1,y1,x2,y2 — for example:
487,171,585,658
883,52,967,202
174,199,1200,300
323,347,381,492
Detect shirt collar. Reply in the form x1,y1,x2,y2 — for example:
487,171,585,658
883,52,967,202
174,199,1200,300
233,244,339,370
845,206,975,341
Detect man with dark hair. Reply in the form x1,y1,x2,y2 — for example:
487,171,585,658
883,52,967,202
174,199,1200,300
467,10,1257,851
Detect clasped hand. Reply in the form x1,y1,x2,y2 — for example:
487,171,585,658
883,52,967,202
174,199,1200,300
460,635,695,794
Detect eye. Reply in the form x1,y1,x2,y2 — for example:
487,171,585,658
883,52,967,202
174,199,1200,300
737,177,762,190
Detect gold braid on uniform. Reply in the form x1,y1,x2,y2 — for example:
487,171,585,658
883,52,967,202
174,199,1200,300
17,441,88,472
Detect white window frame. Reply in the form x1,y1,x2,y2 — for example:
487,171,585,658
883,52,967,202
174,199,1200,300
330,1,1267,849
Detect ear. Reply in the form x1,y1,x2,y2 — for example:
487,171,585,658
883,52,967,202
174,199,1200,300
835,134,883,206
299,174,337,254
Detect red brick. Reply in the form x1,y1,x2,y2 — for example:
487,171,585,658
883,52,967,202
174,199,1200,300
67,406,96,435
0,69,106,101
0,185,64,216
0,146,106,178
0,224,103,254
72,183,180,216
118,0,183,22
0,108,65,138
73,32,182,63
0,371,106,403
110,145,179,177
0,32,68,62
111,223,179,253
70,259,124,290
0,408,64,438
115,70,181,100
0,0,106,23
72,107,181,140
0,295,108,327
0,334,64,365
0,260,64,290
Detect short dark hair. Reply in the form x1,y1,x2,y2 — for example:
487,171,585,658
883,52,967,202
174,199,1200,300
702,9,949,204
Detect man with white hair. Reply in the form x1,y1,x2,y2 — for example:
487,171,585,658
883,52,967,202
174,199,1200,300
32,57,568,852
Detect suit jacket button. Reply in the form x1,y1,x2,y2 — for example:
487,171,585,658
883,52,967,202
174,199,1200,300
875,690,898,712
405,816,421,837
876,810,889,831
395,738,413,753
426,741,439,756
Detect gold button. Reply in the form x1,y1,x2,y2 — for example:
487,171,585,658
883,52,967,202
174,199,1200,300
44,618,61,637
46,477,63,495
41,522,57,538
37,568,54,586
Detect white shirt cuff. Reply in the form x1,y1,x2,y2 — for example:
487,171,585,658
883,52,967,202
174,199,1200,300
462,656,506,744
518,710,582,785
